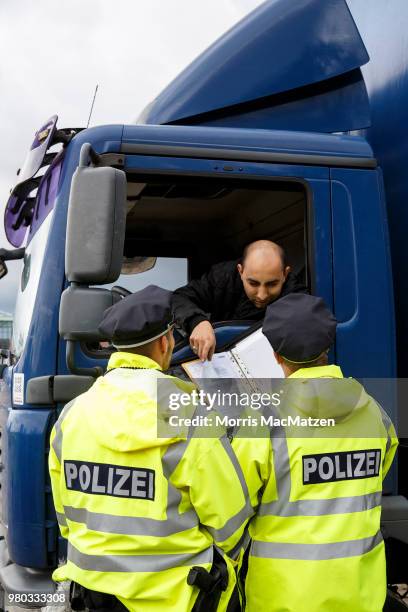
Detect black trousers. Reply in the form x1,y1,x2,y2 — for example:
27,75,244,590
71,584,127,611
74,587,240,611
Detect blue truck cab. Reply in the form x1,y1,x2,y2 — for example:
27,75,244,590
0,0,407,604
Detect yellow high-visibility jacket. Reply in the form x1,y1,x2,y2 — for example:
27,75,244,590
232,365,398,612
49,352,253,612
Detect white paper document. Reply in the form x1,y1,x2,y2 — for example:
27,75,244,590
182,327,283,383
182,352,243,380
231,328,284,378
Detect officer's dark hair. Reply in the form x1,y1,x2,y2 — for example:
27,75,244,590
241,240,287,270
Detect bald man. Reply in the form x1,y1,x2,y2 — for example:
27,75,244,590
172,240,307,361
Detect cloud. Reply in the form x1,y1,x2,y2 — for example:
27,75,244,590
0,0,263,316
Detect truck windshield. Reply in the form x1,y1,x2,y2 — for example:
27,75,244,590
27,157,62,245
11,160,62,358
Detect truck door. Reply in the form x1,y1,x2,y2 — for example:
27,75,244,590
63,124,384,378
65,126,337,377
331,167,396,378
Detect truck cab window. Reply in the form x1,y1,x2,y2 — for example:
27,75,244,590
124,175,309,287
87,257,188,355
87,175,309,359
101,257,188,294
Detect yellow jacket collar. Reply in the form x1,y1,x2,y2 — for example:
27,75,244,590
289,364,343,379
107,352,162,372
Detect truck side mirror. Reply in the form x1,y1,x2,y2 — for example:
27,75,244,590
59,285,115,342
59,285,118,377
65,143,127,284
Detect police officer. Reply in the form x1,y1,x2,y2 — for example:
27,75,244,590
232,294,398,612
49,286,252,612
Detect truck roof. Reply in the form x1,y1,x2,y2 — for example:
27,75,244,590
120,124,376,169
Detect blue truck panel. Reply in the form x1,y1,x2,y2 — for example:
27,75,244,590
181,75,370,134
140,0,369,131
307,178,333,311
346,0,408,376
6,409,55,568
331,168,396,378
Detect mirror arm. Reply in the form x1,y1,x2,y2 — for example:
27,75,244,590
0,248,25,280
66,340,103,378
79,143,101,168
0,248,25,261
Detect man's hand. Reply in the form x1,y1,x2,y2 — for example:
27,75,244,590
190,321,216,361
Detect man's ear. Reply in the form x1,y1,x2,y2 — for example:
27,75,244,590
158,334,168,354
237,262,243,277
283,265,291,280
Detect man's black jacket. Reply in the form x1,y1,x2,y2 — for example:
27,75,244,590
172,259,307,335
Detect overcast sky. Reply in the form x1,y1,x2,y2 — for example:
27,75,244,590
0,0,263,315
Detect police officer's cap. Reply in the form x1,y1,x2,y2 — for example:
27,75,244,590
99,285,173,349
262,294,337,363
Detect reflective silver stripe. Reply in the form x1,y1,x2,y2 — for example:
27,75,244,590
271,435,292,496
162,440,200,531
219,436,249,499
251,530,383,561
207,500,254,543
51,422,62,462
51,400,76,463
68,542,212,573
162,439,189,476
259,491,382,517
202,437,254,543
227,527,251,560
56,511,67,526
63,505,198,536
187,403,211,438
379,405,393,454
260,404,293,506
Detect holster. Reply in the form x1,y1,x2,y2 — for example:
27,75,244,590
189,548,237,612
